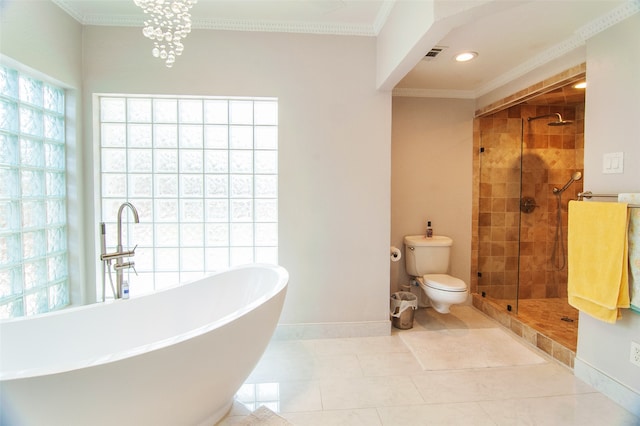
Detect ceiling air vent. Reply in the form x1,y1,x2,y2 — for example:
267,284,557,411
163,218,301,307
423,46,447,61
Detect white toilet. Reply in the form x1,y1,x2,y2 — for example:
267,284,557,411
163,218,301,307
404,235,468,314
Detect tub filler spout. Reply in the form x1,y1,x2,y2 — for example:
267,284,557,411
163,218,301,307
100,202,140,300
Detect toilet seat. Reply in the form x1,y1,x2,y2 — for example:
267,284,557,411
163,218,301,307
423,274,467,292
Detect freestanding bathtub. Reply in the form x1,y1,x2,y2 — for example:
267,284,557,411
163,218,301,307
0,264,288,426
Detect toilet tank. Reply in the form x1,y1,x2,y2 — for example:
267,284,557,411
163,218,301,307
404,235,452,276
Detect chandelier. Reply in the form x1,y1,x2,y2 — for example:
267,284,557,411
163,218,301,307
134,0,198,68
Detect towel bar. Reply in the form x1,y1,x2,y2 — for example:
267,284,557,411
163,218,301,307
578,191,640,208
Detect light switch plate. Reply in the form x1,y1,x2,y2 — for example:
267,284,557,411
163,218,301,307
603,152,624,174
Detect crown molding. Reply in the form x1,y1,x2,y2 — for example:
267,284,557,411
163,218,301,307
475,34,585,98
576,0,640,39
51,0,387,36
80,15,144,28
192,19,375,36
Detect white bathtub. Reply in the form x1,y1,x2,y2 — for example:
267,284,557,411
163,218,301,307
0,264,288,426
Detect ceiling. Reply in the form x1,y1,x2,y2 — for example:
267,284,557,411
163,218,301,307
52,0,634,98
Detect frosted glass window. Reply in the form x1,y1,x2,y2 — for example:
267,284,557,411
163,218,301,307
99,96,278,294
204,100,228,124
0,65,69,319
127,99,152,123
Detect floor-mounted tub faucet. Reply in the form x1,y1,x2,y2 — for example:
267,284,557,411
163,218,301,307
100,202,140,300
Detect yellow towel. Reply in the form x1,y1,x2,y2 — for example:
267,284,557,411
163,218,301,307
567,200,630,323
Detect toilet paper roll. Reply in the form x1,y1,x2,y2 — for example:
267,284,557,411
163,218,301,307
390,246,402,262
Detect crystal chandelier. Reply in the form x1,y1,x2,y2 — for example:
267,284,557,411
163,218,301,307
134,0,198,68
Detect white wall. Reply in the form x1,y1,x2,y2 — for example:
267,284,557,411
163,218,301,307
0,2,392,333
80,27,392,330
0,1,83,85
391,97,474,293
575,13,640,415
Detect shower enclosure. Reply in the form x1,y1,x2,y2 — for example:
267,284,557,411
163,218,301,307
474,89,585,350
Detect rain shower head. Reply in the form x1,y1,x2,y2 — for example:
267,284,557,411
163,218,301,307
548,113,573,126
527,113,573,126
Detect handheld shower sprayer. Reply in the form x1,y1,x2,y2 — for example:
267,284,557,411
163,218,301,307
553,171,582,194
550,171,582,270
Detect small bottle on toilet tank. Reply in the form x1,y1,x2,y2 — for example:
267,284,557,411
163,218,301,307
426,221,433,238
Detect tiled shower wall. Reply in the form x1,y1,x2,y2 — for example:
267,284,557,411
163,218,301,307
474,103,584,301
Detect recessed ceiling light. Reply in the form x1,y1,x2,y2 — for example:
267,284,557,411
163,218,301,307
455,51,478,62
573,82,587,89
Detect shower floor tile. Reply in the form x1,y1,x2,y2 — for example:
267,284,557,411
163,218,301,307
514,297,578,352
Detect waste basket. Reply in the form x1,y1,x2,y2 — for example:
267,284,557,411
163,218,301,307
390,291,418,329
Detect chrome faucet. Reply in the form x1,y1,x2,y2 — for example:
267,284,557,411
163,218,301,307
100,202,140,300
115,202,139,297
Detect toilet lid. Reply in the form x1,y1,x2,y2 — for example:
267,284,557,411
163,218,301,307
423,274,467,292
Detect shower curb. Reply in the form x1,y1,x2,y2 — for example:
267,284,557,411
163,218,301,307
471,293,575,369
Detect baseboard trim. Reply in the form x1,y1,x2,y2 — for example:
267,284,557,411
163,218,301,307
574,357,640,417
274,320,391,340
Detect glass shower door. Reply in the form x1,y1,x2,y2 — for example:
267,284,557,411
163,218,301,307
476,115,523,312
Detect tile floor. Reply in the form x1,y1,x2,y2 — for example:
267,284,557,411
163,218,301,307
513,297,579,351
218,306,640,425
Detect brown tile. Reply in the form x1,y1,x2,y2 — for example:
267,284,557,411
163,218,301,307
491,198,506,212
480,182,492,197
507,105,521,118
536,334,553,355
472,294,484,310
492,183,507,197
491,242,505,256
505,256,518,271
491,227,506,241
531,285,546,299
553,342,575,368
520,242,534,256
490,271,505,285
512,298,578,352
563,135,576,149
510,318,524,337
479,197,492,212
493,118,509,132
531,135,550,149
522,324,538,346
549,135,563,148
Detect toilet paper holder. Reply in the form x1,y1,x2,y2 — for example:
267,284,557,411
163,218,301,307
390,246,402,262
